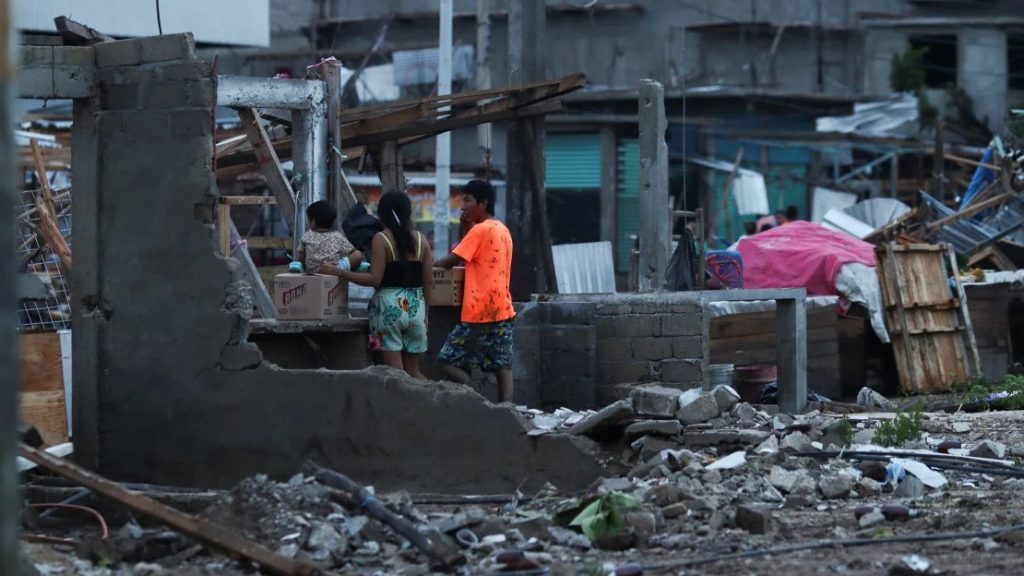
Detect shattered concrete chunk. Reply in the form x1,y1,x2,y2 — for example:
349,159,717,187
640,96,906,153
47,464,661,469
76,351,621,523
305,522,347,561
624,420,683,438
675,393,721,425
598,477,635,494
734,504,773,534
712,385,741,413
755,435,780,454
772,414,794,431
768,466,801,493
952,422,972,433
732,402,760,423
780,431,814,452
644,484,686,507
682,429,771,448
568,399,635,438
661,502,687,519
623,510,658,540
546,526,591,549
706,450,747,471
894,476,925,499
631,385,684,418
856,387,896,410
818,474,853,499
970,440,1007,459
428,507,488,533
859,509,886,528
853,429,877,445
1009,443,1024,458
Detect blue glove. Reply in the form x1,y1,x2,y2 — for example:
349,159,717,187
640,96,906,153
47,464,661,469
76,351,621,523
338,256,352,271
289,261,303,273
358,261,370,272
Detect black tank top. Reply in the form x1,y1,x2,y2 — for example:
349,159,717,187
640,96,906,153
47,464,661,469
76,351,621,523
379,232,424,288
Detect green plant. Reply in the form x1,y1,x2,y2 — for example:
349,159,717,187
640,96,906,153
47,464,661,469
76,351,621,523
873,405,924,447
565,492,641,541
837,417,855,445
890,47,928,93
954,374,1024,410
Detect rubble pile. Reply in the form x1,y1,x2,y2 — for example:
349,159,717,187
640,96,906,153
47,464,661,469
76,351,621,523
22,387,1024,575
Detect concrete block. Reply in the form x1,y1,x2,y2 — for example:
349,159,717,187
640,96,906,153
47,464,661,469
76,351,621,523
616,315,660,337
100,83,139,110
544,302,594,325
661,313,701,336
17,68,54,98
96,38,143,67
545,326,596,353
594,303,628,316
21,45,54,66
97,111,126,139
669,303,700,314
140,33,195,63
624,419,682,438
669,336,701,359
162,61,209,81
54,46,96,66
631,385,683,418
122,110,168,137
608,360,652,385
185,79,215,109
53,65,96,97
675,392,719,425
735,504,773,534
168,108,213,137
595,316,617,338
631,337,672,361
659,359,702,383
712,385,740,413
596,338,632,363
142,81,191,109
568,399,634,438
542,351,594,377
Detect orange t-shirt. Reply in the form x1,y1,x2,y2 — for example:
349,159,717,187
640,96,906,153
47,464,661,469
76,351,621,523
452,219,515,324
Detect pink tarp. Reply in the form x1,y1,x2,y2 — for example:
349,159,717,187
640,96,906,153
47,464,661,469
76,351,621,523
735,221,877,296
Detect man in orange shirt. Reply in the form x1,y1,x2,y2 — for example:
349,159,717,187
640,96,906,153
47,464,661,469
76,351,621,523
434,180,516,402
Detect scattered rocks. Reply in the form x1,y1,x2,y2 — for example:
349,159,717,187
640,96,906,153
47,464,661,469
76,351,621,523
952,422,972,433
755,435,780,454
768,466,802,493
682,429,770,448
857,387,896,410
859,509,886,528
970,440,1007,459
818,474,853,499
780,431,814,452
631,386,684,418
712,385,741,413
1009,443,1024,458
735,504,773,534
676,392,721,425
645,484,686,507
568,399,635,439
624,420,683,438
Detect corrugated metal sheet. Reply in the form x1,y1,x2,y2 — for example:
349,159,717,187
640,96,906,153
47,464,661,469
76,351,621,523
616,139,639,272
545,133,601,190
15,0,269,47
552,242,617,294
920,191,1024,256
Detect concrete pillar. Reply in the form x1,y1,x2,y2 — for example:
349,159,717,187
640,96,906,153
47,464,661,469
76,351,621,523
638,79,669,292
507,0,546,298
0,1,19,569
959,28,1008,134
776,296,808,414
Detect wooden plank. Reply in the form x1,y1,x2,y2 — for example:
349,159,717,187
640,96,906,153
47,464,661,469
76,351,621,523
217,204,231,257
883,242,920,392
924,193,1011,233
949,243,982,377
711,308,836,338
53,16,113,45
376,140,405,193
17,445,331,576
220,196,278,205
244,236,292,250
29,140,72,272
236,108,297,232
19,333,67,445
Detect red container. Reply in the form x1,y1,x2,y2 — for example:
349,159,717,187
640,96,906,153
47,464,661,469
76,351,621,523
733,365,777,404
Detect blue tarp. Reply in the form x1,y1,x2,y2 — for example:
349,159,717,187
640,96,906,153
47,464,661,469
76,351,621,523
959,147,996,210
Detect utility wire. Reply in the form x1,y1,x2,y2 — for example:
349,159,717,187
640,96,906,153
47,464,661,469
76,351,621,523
155,0,163,35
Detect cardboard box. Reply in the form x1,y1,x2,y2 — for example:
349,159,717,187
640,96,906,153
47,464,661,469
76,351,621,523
430,267,464,306
273,273,348,320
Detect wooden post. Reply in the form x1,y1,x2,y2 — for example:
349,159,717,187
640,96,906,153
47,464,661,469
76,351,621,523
29,140,72,272
638,79,670,292
217,203,232,257
719,147,744,244
377,140,405,193
237,108,297,232
506,0,546,298
521,120,556,293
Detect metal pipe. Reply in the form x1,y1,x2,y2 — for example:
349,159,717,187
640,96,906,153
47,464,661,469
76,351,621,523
434,0,454,256
216,75,324,110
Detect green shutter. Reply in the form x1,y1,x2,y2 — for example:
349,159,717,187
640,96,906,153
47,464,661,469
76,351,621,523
545,133,602,190
616,139,639,272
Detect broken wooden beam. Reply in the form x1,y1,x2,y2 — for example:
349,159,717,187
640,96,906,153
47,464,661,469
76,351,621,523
236,108,298,232
29,140,72,272
19,444,330,576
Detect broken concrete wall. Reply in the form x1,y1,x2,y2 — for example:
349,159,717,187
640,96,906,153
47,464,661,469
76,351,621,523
511,294,705,411
70,33,605,493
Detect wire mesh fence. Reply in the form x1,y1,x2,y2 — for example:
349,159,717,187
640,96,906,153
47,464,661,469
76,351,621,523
17,185,72,332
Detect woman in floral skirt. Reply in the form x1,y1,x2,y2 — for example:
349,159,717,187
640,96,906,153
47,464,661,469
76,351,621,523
322,191,433,379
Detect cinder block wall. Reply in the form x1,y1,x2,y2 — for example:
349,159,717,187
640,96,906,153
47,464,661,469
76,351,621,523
516,293,706,410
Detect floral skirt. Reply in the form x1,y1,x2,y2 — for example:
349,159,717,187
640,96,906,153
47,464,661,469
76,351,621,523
368,287,427,353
